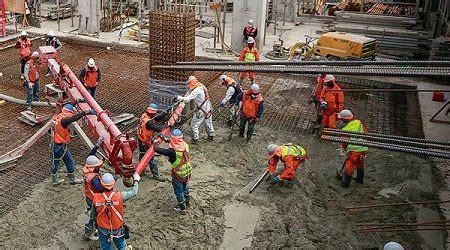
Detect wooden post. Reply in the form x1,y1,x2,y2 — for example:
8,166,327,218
56,0,60,31
138,0,142,41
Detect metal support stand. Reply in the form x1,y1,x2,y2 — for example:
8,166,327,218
71,0,74,27
273,0,278,35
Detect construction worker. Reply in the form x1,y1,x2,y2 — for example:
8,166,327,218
243,19,258,43
239,37,260,84
51,103,96,186
218,74,243,126
177,76,214,143
319,75,344,129
83,136,104,241
311,73,327,125
336,109,368,188
91,172,140,250
154,129,192,215
266,143,307,188
137,103,167,181
79,58,101,98
384,242,404,250
23,51,41,110
45,31,63,51
15,31,32,79
235,83,264,142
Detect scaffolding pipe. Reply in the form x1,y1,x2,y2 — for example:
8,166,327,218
320,135,450,159
346,200,450,210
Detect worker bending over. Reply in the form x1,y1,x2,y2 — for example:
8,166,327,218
155,129,192,215
219,74,243,126
91,172,140,250
51,103,96,185
243,20,258,43
137,103,167,181
337,109,368,188
266,143,307,188
23,51,41,110
239,37,260,84
15,31,32,79
79,58,101,98
177,76,214,143
319,75,344,129
82,136,104,241
45,31,63,76
235,83,264,142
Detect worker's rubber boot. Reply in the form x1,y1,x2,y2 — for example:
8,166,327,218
207,135,214,142
336,169,343,181
341,173,351,188
152,172,166,182
84,225,98,241
356,168,364,184
284,180,295,189
51,173,64,186
227,120,233,127
185,194,191,208
68,172,83,185
191,138,199,144
174,202,187,215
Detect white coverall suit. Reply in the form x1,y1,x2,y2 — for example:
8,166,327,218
177,85,214,141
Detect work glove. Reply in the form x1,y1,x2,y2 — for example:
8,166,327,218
77,98,87,103
133,173,141,183
96,136,104,147
85,109,96,116
320,101,327,110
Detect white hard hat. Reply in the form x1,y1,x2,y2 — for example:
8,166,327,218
31,51,39,58
267,144,278,155
337,109,354,120
87,58,95,67
247,37,255,44
219,74,228,82
250,83,260,94
383,242,404,250
186,75,197,84
323,74,335,83
85,155,102,167
21,31,27,36
47,31,55,37
248,20,254,25
101,173,115,190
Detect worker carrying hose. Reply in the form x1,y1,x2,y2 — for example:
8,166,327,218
51,103,96,186
239,37,260,84
266,143,308,188
79,58,101,98
242,20,258,44
218,74,243,126
235,83,264,143
319,75,344,129
177,76,214,143
15,31,32,79
23,51,41,110
91,172,140,249
336,109,368,188
82,136,105,241
137,103,168,182
154,129,192,215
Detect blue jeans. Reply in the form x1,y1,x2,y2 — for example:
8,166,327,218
172,175,189,209
51,143,75,174
86,86,96,99
98,227,127,250
138,140,159,175
85,197,95,231
24,79,40,105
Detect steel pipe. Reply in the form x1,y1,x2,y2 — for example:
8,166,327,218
0,93,56,107
176,60,450,67
346,199,450,210
322,130,450,150
323,128,450,145
152,65,450,77
320,135,450,159
325,89,450,92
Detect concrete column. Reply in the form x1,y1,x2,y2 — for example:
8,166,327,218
231,0,267,52
79,0,100,33
276,0,297,23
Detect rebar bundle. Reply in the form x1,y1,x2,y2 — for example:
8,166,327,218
176,60,450,66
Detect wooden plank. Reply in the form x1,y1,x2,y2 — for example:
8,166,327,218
4,0,25,14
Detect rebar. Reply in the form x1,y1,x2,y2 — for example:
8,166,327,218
322,130,450,150
152,65,450,77
326,88,450,92
345,200,450,210
356,227,449,232
176,60,450,66
321,135,450,159
323,128,450,145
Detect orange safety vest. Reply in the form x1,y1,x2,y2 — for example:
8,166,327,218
241,89,263,119
83,65,99,88
245,26,257,37
137,112,155,145
18,39,32,59
240,47,259,62
93,191,124,231
83,166,100,201
52,111,72,144
26,60,39,82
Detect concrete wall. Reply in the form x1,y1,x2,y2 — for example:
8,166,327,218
275,0,297,23
79,0,100,33
231,0,267,52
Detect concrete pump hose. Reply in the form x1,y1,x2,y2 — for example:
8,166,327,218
0,93,56,107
